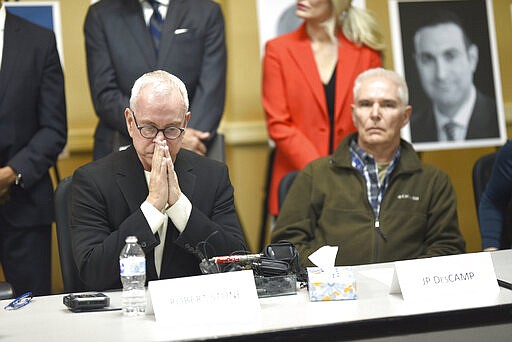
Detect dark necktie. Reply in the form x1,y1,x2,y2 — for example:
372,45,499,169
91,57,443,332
148,0,164,53
443,121,457,141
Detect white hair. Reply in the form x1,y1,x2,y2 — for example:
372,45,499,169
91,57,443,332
129,70,189,115
353,68,409,108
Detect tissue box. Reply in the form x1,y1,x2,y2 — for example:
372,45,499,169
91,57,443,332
307,267,356,301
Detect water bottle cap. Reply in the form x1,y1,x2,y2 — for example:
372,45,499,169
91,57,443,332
125,236,138,244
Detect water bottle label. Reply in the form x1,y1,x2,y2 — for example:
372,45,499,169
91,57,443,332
120,257,146,276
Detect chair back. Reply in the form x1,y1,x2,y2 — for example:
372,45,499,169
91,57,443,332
206,133,225,163
472,153,497,211
258,147,275,252
55,176,88,293
278,170,299,211
473,153,512,248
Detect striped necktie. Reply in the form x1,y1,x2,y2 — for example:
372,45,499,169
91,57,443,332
148,0,164,53
443,121,457,141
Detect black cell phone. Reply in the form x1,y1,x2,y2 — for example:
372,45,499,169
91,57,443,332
63,293,110,312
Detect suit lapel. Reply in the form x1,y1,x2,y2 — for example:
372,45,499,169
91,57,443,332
287,26,327,116
157,0,186,66
466,91,496,139
0,13,22,105
116,147,148,213
412,108,438,142
173,150,196,199
123,0,157,66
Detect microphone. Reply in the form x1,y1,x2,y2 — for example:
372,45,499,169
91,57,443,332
209,253,262,264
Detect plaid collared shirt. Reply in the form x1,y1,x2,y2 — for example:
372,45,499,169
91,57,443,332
349,138,401,220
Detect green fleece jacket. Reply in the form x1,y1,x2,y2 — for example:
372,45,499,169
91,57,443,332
272,134,466,267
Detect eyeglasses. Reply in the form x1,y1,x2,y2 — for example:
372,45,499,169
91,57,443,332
129,108,185,140
4,292,33,311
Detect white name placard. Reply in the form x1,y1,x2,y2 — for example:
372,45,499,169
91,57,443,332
390,252,499,301
148,270,260,325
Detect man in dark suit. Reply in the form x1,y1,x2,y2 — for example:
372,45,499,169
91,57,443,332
85,0,226,160
0,1,67,296
70,70,245,291
409,10,499,143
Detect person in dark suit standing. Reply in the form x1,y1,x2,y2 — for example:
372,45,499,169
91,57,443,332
70,70,245,291
409,10,499,143
85,0,226,160
0,1,67,296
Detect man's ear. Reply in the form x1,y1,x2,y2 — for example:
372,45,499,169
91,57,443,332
467,44,479,73
125,108,134,138
351,104,358,128
184,112,191,127
401,105,412,128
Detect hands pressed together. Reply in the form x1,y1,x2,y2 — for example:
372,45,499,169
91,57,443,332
146,139,181,211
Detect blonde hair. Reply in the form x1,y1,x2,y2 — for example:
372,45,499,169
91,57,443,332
332,0,385,51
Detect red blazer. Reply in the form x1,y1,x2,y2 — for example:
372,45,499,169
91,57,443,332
263,24,382,215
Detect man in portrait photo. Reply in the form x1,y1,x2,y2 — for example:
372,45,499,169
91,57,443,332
406,9,500,143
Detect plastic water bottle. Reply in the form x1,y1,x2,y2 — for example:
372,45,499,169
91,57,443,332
120,236,146,316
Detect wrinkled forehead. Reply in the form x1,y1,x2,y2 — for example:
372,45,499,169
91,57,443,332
135,85,186,113
356,77,399,100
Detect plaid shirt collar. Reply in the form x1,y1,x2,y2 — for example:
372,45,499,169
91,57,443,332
349,138,401,218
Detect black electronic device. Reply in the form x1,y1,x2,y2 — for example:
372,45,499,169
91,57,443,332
195,240,307,298
264,241,306,282
63,293,110,312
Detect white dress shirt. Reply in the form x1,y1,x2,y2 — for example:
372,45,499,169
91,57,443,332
140,0,169,25
0,4,6,71
434,86,477,141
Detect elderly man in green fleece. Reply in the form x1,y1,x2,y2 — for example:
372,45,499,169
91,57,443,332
272,68,465,267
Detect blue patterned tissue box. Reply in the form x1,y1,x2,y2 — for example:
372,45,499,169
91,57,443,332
307,267,356,301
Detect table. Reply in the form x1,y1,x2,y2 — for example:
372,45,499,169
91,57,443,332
1,250,511,341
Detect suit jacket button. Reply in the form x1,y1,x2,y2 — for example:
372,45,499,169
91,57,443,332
141,242,147,248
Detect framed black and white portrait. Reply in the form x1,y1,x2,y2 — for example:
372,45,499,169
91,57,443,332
389,0,506,151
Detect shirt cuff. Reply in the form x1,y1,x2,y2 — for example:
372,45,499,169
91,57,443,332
141,201,167,234
166,193,192,233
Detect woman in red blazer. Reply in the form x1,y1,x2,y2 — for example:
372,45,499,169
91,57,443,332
263,0,384,216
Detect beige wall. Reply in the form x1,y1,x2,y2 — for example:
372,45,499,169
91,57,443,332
2,0,511,292
61,0,98,151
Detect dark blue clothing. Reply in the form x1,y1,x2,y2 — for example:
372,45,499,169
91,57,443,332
479,140,512,249
0,11,67,296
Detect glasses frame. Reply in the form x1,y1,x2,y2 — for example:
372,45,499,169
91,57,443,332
4,291,33,311
129,108,185,140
